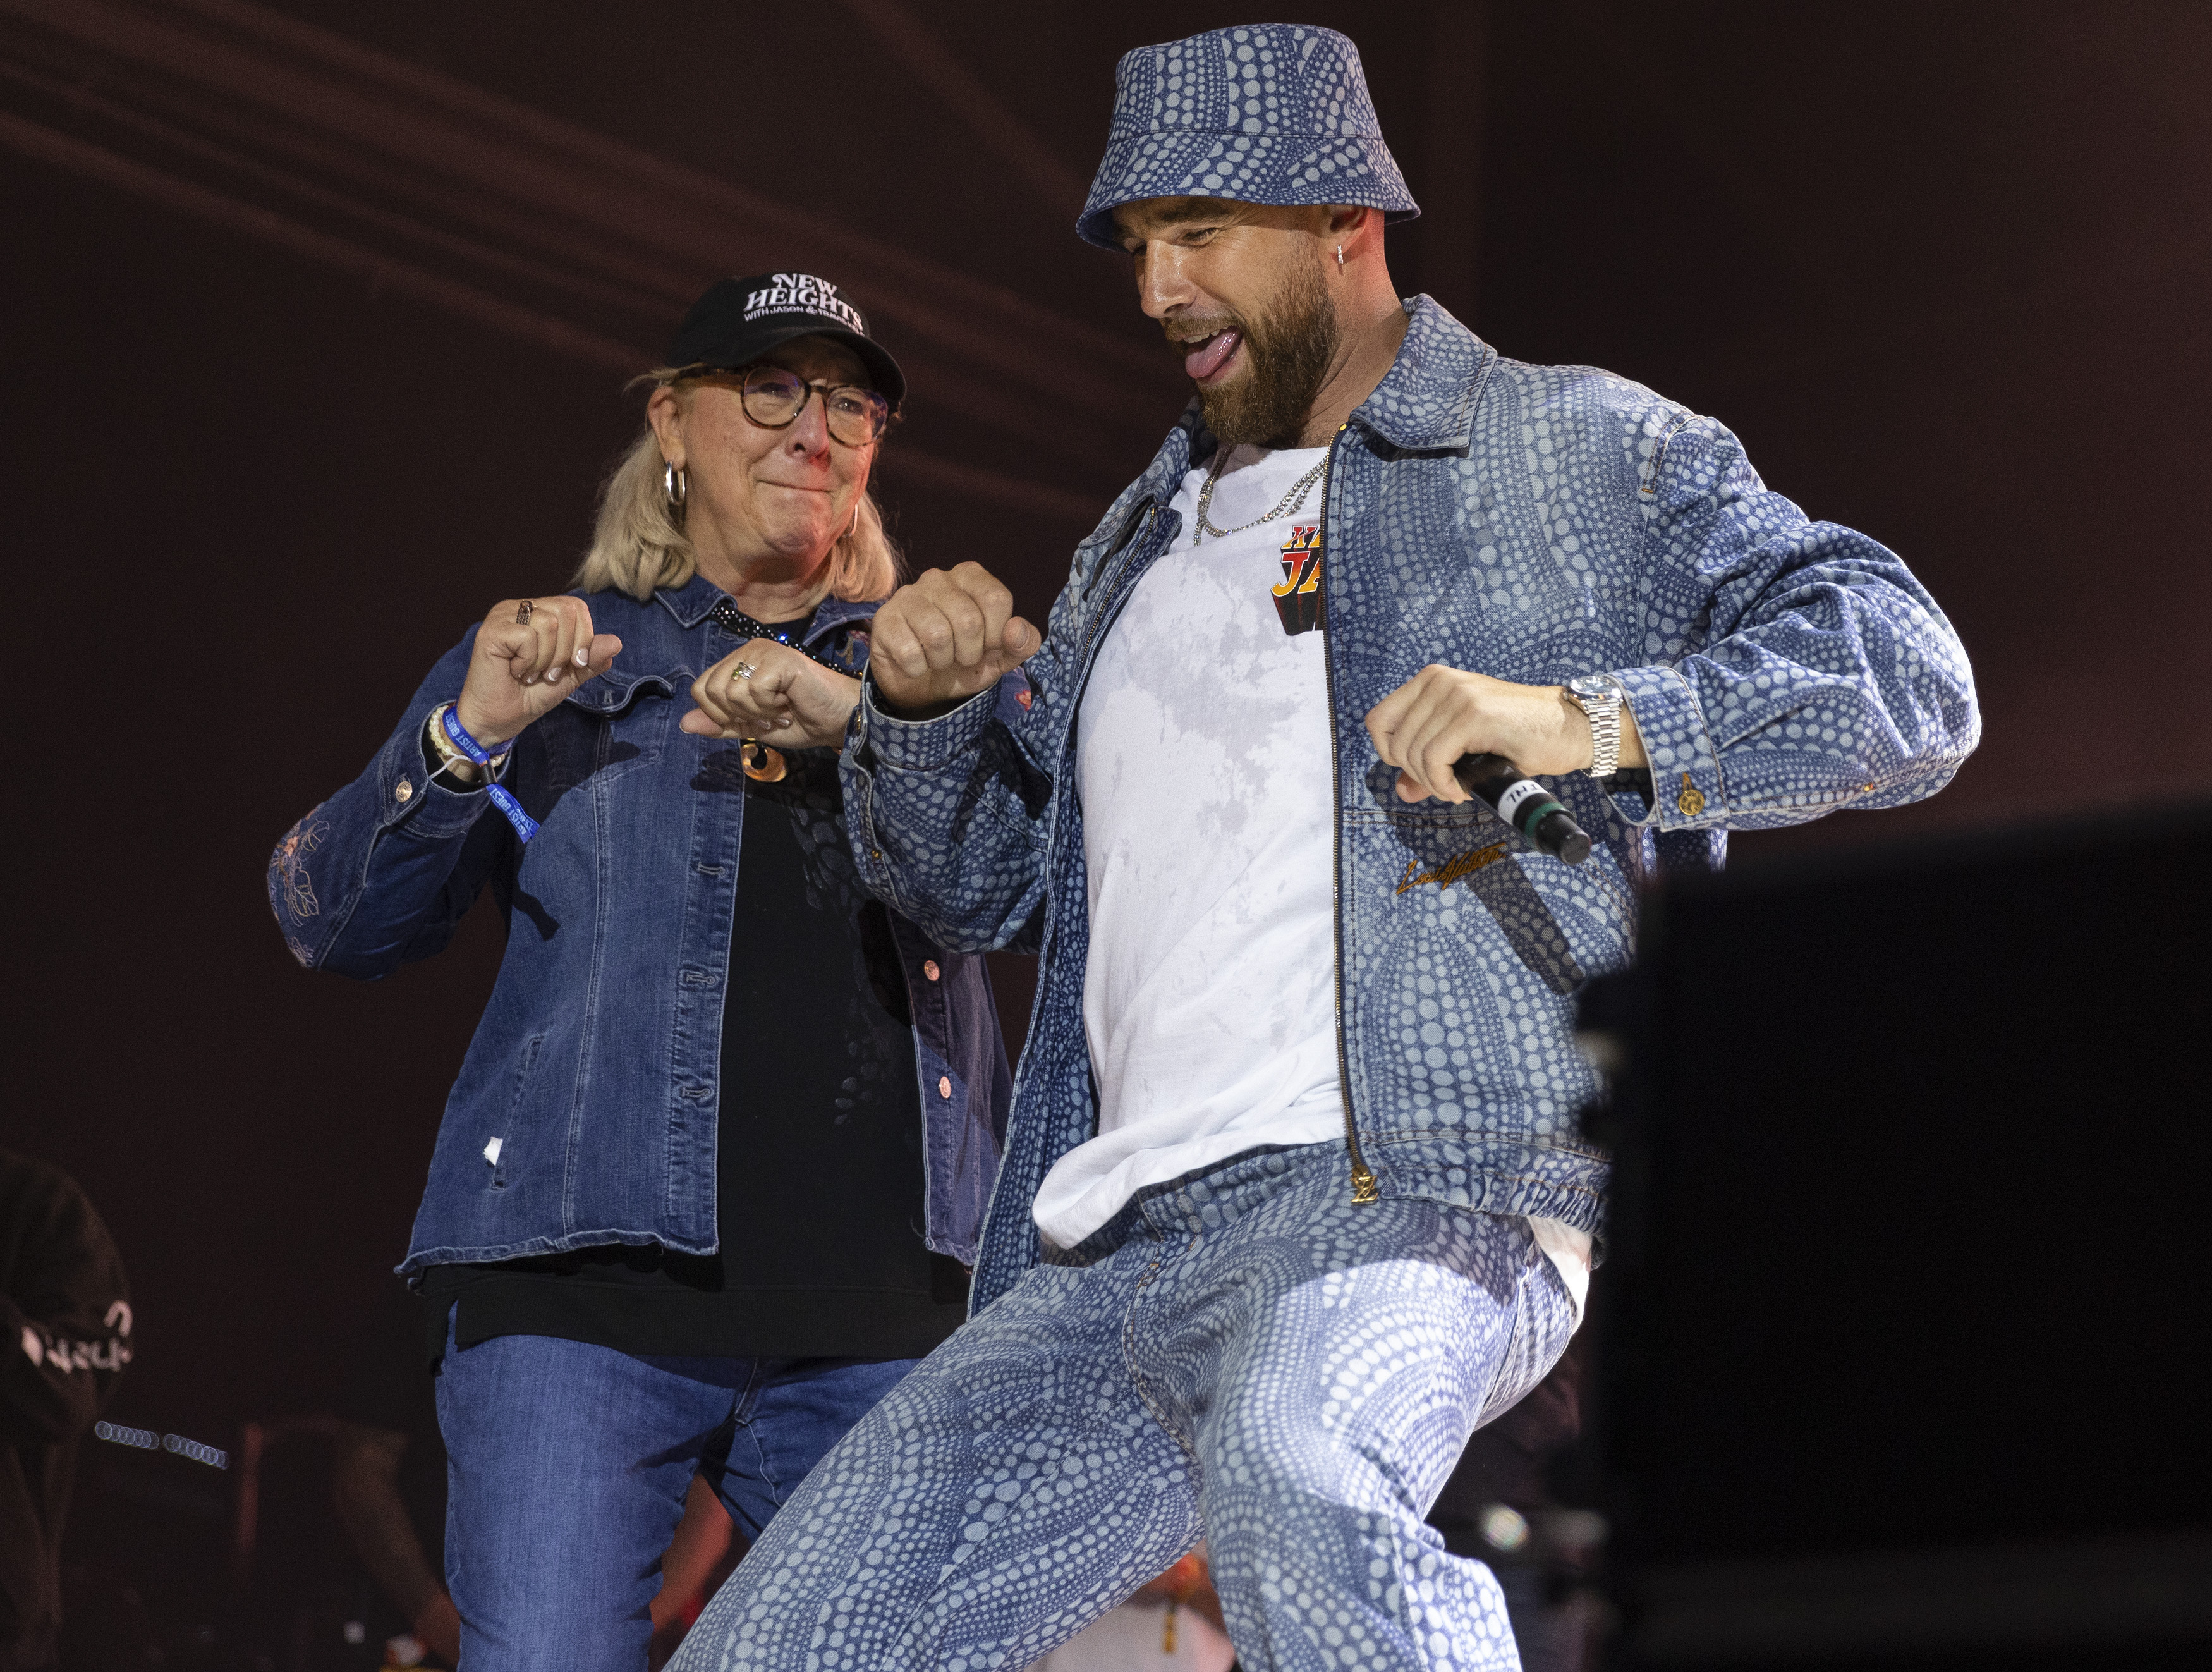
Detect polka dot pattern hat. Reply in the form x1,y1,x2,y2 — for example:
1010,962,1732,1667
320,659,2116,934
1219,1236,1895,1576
1077,24,1419,248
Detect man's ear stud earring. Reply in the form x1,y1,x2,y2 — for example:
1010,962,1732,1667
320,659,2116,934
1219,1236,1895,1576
1337,243,1345,271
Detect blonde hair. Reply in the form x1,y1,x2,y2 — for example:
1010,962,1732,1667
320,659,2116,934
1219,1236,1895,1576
573,369,902,603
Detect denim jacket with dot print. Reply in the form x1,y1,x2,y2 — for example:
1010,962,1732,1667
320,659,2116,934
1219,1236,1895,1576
845,295,1978,1313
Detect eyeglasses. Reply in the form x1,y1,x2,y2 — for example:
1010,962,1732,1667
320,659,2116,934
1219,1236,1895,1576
688,365,891,448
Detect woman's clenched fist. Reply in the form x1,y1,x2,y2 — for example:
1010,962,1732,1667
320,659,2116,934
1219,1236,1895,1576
454,596,623,748
680,641,861,751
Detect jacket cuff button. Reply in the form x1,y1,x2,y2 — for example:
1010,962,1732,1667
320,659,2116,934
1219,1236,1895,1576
937,1075,953,1100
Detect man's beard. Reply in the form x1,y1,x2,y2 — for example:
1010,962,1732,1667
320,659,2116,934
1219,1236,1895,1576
1182,258,1339,450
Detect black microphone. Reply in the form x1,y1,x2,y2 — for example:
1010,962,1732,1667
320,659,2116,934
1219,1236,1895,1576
1452,754,1593,865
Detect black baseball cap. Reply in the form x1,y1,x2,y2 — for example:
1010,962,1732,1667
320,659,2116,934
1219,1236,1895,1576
664,272,905,408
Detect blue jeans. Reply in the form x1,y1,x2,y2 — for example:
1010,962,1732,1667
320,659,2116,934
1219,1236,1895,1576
671,1142,1577,1672
432,1322,917,1671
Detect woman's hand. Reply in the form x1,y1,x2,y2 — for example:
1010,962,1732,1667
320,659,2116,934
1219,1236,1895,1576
454,596,623,748
681,640,862,750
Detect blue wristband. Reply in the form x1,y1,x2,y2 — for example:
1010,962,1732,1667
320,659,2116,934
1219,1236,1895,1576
437,705,540,842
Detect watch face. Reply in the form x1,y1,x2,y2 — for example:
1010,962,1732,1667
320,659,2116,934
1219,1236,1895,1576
1569,675,1615,700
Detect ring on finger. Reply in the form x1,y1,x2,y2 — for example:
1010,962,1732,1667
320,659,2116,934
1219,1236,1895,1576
516,599,535,625
733,661,757,682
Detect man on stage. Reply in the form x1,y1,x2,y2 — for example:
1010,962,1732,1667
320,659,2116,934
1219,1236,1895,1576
675,24,1977,1671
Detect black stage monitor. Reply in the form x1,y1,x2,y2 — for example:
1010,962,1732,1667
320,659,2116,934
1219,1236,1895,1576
1586,805,2211,1671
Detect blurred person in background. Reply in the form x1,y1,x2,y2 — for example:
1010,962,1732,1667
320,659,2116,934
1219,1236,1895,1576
324,1280,458,1668
1,1148,131,1672
267,273,1011,1672
329,1415,456,1668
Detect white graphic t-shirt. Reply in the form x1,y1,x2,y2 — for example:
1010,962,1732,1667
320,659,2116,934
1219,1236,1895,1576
1030,442,1590,1318
1032,442,1344,1250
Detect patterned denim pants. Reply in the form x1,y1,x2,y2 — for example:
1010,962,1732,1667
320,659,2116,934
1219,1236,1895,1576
671,1141,1577,1672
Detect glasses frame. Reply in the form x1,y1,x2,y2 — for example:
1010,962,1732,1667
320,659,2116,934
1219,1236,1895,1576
679,363,892,448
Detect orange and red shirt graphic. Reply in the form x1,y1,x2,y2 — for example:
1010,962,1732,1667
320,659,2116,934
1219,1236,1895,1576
1272,524,1325,636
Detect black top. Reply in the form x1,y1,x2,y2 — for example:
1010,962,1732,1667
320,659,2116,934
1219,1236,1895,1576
422,615,968,1363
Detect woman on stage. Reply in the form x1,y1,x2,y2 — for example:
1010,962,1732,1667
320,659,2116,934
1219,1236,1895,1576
267,272,1009,1672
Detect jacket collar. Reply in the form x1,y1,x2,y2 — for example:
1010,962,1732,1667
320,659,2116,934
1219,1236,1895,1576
1136,402,1207,507
808,595,882,641
655,571,724,628
1347,295,1495,456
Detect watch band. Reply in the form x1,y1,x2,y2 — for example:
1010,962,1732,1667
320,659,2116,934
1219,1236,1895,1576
1567,680,1624,779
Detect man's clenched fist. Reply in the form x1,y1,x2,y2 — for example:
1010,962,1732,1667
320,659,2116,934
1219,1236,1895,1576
868,563,1041,719
454,595,623,750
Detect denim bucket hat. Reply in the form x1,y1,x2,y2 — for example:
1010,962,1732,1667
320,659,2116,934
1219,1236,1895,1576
1077,24,1419,248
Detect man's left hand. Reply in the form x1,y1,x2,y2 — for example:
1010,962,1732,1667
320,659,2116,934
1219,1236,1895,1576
1364,666,1643,803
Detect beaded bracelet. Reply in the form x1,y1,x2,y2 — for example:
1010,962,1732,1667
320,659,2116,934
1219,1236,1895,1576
425,702,510,779
434,704,539,841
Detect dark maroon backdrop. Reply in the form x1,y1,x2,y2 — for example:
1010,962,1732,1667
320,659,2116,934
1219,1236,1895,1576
4,1,2206,1441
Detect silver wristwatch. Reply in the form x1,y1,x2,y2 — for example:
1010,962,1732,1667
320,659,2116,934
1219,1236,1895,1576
1565,674,1626,779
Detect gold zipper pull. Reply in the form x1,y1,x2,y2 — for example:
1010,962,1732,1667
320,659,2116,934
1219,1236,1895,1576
1350,1163,1379,1205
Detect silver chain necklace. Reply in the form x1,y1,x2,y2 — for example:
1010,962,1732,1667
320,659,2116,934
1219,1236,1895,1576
1192,448,1328,546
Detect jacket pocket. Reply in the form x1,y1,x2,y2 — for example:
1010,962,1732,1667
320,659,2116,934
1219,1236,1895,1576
486,1034,545,1191
544,677,677,791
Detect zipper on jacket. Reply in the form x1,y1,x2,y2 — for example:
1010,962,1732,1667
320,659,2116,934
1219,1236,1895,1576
1078,503,1157,651
1083,496,1156,601
1316,423,1379,1205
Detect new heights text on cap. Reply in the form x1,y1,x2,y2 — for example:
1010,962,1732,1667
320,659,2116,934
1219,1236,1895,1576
664,272,905,407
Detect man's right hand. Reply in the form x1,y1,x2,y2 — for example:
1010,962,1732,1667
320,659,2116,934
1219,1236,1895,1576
454,595,623,749
867,563,1041,719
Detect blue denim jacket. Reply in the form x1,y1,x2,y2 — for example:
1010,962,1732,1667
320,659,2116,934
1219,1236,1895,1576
268,577,1011,1275
844,298,1979,1312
